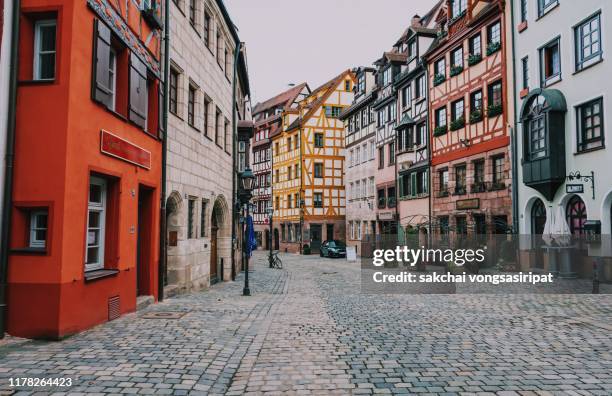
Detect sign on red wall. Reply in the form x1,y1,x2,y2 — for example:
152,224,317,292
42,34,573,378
100,130,151,169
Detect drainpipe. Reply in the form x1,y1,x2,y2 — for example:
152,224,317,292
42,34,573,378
231,41,242,280
158,0,170,302
0,0,21,338
509,0,520,234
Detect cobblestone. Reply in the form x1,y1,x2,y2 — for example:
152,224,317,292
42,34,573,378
0,252,611,394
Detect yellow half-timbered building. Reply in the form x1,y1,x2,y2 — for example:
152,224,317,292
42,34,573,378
272,70,355,253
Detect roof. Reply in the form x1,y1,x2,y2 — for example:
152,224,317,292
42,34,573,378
252,83,309,115
286,70,354,132
520,88,568,117
396,114,415,129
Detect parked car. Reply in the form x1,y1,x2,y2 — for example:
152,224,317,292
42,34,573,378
319,240,347,258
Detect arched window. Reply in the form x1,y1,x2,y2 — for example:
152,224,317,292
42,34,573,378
531,198,546,234
566,195,587,235
526,95,547,160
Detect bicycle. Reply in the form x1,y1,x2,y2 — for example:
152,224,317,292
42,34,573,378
271,251,283,269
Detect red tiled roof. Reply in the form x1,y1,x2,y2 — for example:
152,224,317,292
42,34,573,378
252,83,308,115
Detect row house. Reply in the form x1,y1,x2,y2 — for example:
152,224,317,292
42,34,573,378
251,83,309,250
372,52,405,236
425,0,513,236
272,70,354,253
394,8,442,237
339,67,377,256
165,0,251,296
513,0,611,280
6,0,165,338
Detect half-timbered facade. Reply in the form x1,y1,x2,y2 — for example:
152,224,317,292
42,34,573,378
394,9,442,235
426,0,512,236
272,70,355,253
340,67,377,256
251,84,309,250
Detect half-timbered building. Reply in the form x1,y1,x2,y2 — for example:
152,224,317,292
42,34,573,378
251,84,309,250
426,0,512,236
339,67,377,256
272,70,355,253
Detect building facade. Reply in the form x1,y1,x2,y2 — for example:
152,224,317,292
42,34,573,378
340,67,377,256
394,9,441,236
7,0,164,338
427,0,512,236
0,0,11,257
251,84,309,250
165,0,250,295
272,70,354,253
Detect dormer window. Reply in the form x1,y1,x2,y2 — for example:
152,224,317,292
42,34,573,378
408,39,417,60
382,67,392,86
450,0,467,19
357,75,365,94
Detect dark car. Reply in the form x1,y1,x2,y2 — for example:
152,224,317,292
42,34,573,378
320,240,346,258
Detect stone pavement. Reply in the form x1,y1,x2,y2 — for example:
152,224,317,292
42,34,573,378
1,251,611,395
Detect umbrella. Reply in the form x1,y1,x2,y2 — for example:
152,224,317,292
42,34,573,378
552,205,572,247
542,205,554,247
246,215,257,257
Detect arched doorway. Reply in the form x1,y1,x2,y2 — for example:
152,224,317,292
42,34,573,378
566,195,587,235
211,196,231,283
531,198,547,234
165,191,183,287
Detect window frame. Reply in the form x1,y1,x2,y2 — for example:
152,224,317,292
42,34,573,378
314,162,324,178
576,97,605,152
85,176,107,272
469,34,482,56
538,0,559,18
574,11,603,72
33,19,57,81
29,210,48,248
539,36,562,87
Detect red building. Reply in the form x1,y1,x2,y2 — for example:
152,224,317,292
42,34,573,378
426,0,512,236
7,0,164,338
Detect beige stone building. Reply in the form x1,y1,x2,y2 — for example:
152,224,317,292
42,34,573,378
165,0,250,295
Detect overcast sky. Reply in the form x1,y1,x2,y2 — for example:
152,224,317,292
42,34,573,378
224,0,440,105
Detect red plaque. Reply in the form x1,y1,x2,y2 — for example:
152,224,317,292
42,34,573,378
100,130,151,169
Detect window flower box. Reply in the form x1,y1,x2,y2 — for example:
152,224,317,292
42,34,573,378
450,116,465,131
450,65,464,77
433,125,448,136
433,73,446,87
469,109,483,123
468,53,482,66
487,103,503,118
486,41,501,56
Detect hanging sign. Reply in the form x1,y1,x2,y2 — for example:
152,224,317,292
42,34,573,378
566,184,584,194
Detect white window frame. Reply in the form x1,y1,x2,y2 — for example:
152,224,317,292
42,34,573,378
33,19,57,81
109,47,117,111
85,176,107,272
29,210,48,248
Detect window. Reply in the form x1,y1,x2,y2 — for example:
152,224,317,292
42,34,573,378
470,90,483,111
345,80,351,91
325,106,342,118
540,38,561,85
275,196,280,210
451,99,464,122
33,19,57,80
389,142,395,165
450,0,467,19
575,13,602,71
370,141,375,160
378,147,385,169
287,195,292,209
435,107,447,127
527,96,547,159
200,200,207,237
451,47,463,68
377,188,386,208
377,109,386,127
314,192,323,208
189,0,196,26
357,75,365,94
216,30,223,67
381,67,392,86
188,85,196,127
474,160,485,185
169,69,179,115
387,186,396,208
487,21,501,45
455,165,466,194
362,144,367,163
493,156,505,184
402,85,411,108
355,180,361,199
86,177,107,271
439,216,449,234
287,137,292,151
215,107,222,144
488,80,502,107
538,0,559,18
187,199,196,239
29,210,48,248
314,163,324,178
435,58,446,77
294,164,299,179
356,147,361,164
469,34,482,56
415,75,425,99
203,96,210,136
204,12,211,47
295,193,300,207
456,216,468,235
577,97,604,152
314,133,324,148
416,123,426,147
522,57,529,90
388,103,396,123
408,39,417,59
108,48,117,110
520,0,528,22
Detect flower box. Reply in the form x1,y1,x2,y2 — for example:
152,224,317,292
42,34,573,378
433,73,446,87
469,109,483,123
433,125,448,136
449,116,465,131
486,41,501,56
468,53,482,66
450,65,464,77
487,103,503,118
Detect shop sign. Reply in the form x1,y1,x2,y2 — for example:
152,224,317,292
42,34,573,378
456,198,480,210
101,130,151,169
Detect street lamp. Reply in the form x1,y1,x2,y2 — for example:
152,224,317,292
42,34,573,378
267,207,274,268
239,168,255,296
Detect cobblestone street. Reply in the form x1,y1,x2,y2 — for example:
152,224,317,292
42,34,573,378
1,251,611,395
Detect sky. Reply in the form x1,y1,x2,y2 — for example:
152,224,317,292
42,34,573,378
224,0,440,106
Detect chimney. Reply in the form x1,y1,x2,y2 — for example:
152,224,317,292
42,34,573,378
411,14,421,27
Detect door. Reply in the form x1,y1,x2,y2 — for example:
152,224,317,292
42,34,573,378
137,186,154,297
310,224,322,251
326,224,334,241
210,225,218,283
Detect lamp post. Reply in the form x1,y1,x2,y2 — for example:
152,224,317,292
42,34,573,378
267,207,274,267
239,168,255,296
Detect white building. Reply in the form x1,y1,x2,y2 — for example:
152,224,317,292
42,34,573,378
340,67,377,256
165,0,250,295
513,0,611,237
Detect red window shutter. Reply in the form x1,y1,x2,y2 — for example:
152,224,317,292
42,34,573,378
93,19,112,108
129,53,148,129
